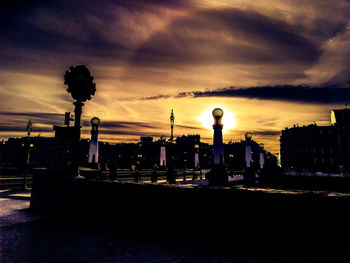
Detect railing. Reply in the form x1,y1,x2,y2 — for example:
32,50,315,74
0,168,246,189
284,171,350,177
0,175,33,189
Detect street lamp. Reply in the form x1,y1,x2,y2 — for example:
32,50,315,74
88,117,100,165
160,135,166,167
245,132,253,168
245,132,252,141
209,107,227,185
259,143,265,169
212,108,224,165
194,144,200,169
24,120,32,189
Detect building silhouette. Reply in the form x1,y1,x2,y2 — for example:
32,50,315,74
224,138,277,172
280,108,350,174
0,134,277,172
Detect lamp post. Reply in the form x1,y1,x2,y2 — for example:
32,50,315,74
229,154,234,175
244,132,256,186
259,143,265,169
194,144,200,169
209,108,227,185
24,120,32,189
64,65,96,177
88,117,100,167
212,108,224,165
245,132,253,168
160,135,167,168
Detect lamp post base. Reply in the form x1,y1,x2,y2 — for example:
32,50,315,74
69,167,84,179
208,164,228,186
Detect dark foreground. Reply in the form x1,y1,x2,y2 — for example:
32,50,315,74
2,212,350,263
3,173,350,262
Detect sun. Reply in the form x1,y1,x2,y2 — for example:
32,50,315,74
199,107,237,132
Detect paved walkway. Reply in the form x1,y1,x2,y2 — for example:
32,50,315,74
0,189,48,227
1,187,350,262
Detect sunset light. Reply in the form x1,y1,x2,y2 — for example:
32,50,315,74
1,1,349,154
1,2,350,261
198,107,236,132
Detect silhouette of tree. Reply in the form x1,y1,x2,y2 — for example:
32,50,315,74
64,65,96,102
64,65,96,176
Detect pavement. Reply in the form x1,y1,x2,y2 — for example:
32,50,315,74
0,189,50,227
0,190,272,263
1,187,350,262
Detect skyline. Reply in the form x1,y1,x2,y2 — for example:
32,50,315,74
1,0,350,153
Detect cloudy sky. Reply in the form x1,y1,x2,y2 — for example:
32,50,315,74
1,0,350,153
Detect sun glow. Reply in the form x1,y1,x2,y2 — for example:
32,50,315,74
199,107,237,132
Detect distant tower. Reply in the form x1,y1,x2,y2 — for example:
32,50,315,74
259,143,265,169
212,108,224,164
88,117,100,164
194,144,200,168
170,109,175,142
245,132,253,167
160,135,167,167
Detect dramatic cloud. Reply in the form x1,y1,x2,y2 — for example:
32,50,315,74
130,8,322,68
141,95,170,100
143,85,350,104
0,110,203,144
250,131,281,137
0,126,52,133
194,85,350,104
0,111,65,130
1,0,350,153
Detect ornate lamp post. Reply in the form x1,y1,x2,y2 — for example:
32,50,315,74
208,108,227,185
259,143,265,169
160,135,167,167
212,108,224,165
245,132,253,168
88,117,100,166
244,132,256,186
64,65,96,177
194,144,200,169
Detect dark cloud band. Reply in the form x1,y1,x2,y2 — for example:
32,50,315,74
191,85,350,104
143,85,350,104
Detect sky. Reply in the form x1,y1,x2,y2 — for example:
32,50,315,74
1,0,350,154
